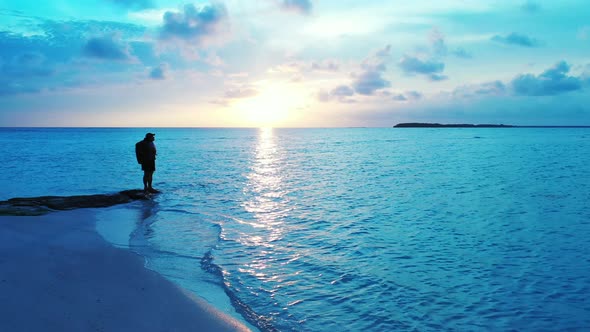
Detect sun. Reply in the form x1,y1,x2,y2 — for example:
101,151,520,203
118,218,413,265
232,82,304,127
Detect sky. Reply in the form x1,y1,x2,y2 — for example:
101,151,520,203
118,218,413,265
1,0,589,127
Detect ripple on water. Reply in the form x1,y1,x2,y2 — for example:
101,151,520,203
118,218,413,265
2,128,590,331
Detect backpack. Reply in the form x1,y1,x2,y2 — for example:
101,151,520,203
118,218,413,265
135,140,145,164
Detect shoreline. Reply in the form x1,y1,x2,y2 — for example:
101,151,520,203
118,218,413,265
0,209,251,332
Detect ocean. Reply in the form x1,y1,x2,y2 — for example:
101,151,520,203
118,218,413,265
1,127,589,331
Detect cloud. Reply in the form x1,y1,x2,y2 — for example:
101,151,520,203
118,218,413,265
511,61,583,96
578,26,590,40
521,1,541,13
399,55,447,81
0,50,53,96
224,86,258,99
427,27,471,60
397,29,450,81
0,31,69,95
318,45,390,101
0,19,150,97
160,3,228,44
0,82,41,96
453,80,506,98
392,90,422,102
583,65,590,82
40,19,147,42
268,61,304,74
106,0,154,10
279,0,313,15
204,53,224,67
429,28,447,57
149,63,168,80
311,59,339,72
352,44,391,95
352,70,391,95
210,85,258,106
452,47,473,59
491,32,541,47
318,85,355,103
82,34,133,61
2,52,53,78
361,44,390,68
452,62,584,99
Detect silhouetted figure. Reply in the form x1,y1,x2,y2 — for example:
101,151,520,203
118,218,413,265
135,133,159,194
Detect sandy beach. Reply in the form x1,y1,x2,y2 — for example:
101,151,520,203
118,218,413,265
0,209,251,332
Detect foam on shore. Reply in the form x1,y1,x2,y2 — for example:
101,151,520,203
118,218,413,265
0,209,251,332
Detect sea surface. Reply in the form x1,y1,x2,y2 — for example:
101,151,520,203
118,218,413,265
1,127,589,331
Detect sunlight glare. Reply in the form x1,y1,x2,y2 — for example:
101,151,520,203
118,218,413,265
233,83,303,127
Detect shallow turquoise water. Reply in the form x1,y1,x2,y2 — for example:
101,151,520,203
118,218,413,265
1,127,589,331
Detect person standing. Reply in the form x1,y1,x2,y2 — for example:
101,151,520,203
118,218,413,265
135,133,159,193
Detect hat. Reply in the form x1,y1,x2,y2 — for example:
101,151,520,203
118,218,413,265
145,133,155,138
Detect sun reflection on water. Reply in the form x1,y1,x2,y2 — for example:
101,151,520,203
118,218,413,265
244,128,285,236
242,127,289,244
235,127,293,283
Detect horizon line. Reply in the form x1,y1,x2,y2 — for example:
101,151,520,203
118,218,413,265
2,125,590,129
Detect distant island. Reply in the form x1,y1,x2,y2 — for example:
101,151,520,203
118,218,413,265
394,123,513,128
393,123,590,128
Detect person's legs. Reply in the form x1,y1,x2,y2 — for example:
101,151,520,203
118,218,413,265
141,160,157,193
143,171,150,191
146,171,154,190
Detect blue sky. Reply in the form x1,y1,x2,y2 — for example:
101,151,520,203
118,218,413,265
1,0,589,127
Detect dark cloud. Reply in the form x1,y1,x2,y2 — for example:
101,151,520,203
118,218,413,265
521,1,541,13
83,35,132,61
279,0,313,15
491,32,541,47
149,63,168,80
106,0,155,10
511,61,583,96
160,3,228,43
399,55,447,81
318,85,355,103
392,90,422,101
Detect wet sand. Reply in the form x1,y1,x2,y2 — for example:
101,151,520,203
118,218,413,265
0,210,251,332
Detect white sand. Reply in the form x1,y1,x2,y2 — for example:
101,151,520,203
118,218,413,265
0,210,251,332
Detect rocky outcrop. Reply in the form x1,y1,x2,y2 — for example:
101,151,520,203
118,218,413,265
0,190,156,216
